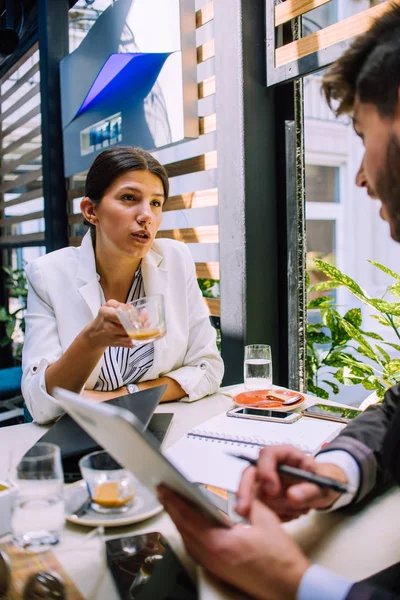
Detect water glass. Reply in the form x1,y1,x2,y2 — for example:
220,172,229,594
11,443,64,550
79,451,136,514
244,344,273,390
116,294,166,344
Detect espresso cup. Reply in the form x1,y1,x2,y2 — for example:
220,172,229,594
79,451,136,514
0,481,17,536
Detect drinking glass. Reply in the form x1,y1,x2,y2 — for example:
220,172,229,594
79,451,136,514
116,294,166,344
11,443,64,550
244,344,273,390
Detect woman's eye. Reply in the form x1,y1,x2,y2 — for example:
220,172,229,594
151,200,162,208
121,194,136,201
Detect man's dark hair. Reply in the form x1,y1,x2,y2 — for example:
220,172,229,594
322,2,400,117
83,145,169,233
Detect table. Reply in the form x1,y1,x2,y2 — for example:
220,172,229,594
1,387,400,599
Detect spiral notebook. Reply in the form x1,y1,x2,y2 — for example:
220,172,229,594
164,413,345,492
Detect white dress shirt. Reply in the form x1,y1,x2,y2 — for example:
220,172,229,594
297,449,361,599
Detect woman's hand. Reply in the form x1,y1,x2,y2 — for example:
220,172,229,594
236,445,348,522
84,300,133,350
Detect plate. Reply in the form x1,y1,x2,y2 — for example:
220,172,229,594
64,479,163,527
233,387,305,411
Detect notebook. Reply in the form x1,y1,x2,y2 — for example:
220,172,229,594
164,412,345,492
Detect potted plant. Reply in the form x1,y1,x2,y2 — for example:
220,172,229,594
307,259,400,402
0,266,27,364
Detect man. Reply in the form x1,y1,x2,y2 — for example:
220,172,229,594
158,3,400,599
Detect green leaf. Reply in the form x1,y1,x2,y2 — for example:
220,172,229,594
376,345,391,363
324,351,355,368
344,308,362,329
368,298,400,316
307,323,324,333
322,380,339,394
371,315,392,327
359,330,384,340
382,342,400,352
307,332,331,345
0,307,9,321
5,319,15,339
334,367,362,386
389,283,400,297
338,318,380,363
306,272,310,289
368,260,400,282
308,280,341,293
307,383,330,399
376,387,386,399
307,296,334,309
314,260,368,298
383,359,400,378
361,376,382,391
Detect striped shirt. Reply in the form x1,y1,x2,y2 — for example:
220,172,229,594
94,266,154,391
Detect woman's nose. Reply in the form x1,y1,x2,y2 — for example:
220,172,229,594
136,202,152,223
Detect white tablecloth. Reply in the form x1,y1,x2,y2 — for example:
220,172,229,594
1,387,400,599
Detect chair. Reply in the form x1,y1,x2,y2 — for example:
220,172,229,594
0,366,24,426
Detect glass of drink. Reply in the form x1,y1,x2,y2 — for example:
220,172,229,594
244,344,273,390
79,451,136,514
116,294,166,344
11,443,64,550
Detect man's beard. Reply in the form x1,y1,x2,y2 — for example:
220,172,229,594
375,134,400,242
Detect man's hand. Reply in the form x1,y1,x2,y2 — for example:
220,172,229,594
158,486,310,600
236,445,348,522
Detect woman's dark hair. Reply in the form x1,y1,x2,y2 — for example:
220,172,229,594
83,145,169,234
322,2,400,118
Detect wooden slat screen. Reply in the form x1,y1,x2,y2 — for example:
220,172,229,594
68,1,220,319
267,0,393,86
276,2,393,68
0,44,44,247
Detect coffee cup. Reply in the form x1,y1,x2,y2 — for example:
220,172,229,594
79,451,136,514
0,481,17,536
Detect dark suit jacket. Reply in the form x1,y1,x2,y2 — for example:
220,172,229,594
318,384,400,599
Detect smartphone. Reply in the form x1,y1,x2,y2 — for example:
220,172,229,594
106,532,197,600
227,406,301,423
303,403,361,424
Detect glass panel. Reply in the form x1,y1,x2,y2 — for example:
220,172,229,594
303,1,338,34
303,65,400,406
69,1,114,52
305,166,339,203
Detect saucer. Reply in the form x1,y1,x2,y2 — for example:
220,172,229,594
233,387,305,411
64,479,163,527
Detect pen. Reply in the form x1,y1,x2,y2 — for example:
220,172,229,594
228,453,352,494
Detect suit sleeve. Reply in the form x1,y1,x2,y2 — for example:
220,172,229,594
21,261,65,424
346,581,400,600
165,245,224,401
317,384,400,503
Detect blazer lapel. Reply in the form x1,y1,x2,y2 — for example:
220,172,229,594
76,232,102,318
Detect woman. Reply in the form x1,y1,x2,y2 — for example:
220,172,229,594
22,146,224,424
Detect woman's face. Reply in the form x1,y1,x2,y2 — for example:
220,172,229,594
88,169,165,260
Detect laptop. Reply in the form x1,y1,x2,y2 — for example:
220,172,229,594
38,385,173,482
52,387,232,528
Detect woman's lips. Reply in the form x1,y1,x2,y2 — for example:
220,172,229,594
130,232,151,244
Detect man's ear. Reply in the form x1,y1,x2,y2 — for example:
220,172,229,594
80,197,97,224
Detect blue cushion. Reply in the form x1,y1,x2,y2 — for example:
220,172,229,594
0,366,22,399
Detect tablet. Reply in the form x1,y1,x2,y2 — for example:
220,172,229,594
52,387,232,529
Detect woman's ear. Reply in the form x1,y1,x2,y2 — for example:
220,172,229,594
80,197,98,225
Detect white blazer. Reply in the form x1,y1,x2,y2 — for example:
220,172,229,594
22,232,224,424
